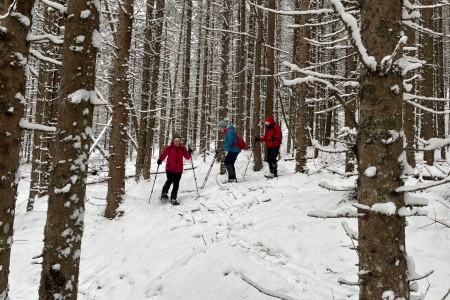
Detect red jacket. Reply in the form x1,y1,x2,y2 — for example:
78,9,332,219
260,116,282,148
159,143,191,173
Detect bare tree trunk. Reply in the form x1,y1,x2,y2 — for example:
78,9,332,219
265,0,275,118
355,0,409,298
0,0,34,295
422,0,434,165
27,1,64,210
105,0,134,219
293,0,310,173
245,5,255,146
236,0,246,137
252,1,263,171
38,0,100,297
181,0,193,142
135,0,155,180
200,0,211,155
143,0,165,178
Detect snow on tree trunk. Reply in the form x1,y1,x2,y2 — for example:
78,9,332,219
0,0,34,297
37,0,100,298
105,0,134,219
357,0,409,298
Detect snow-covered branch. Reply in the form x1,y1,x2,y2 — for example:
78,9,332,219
319,181,355,191
40,0,67,15
403,98,450,115
19,118,56,132
27,33,64,44
312,140,349,153
328,0,377,71
240,274,300,300
29,49,62,65
0,0,18,20
248,1,334,15
308,208,362,219
396,175,450,193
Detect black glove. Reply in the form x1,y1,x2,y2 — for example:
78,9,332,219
157,159,162,165
272,136,276,141
188,146,193,154
254,137,260,141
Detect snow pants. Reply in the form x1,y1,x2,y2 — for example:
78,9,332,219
162,171,182,199
224,151,239,180
267,147,279,176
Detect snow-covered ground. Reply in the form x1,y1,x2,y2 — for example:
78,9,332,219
9,149,450,299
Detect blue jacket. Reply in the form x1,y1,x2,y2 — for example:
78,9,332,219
223,125,241,153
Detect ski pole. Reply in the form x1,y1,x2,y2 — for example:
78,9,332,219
189,146,200,196
243,140,256,179
148,164,160,203
201,152,217,189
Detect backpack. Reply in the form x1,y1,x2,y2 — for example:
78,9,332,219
233,134,247,150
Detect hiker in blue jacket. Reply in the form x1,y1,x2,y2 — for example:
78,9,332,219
217,120,241,182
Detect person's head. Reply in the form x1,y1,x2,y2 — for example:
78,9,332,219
265,116,275,126
173,133,181,146
217,120,227,133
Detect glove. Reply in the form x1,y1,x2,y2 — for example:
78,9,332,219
157,159,162,165
188,146,193,154
254,137,260,141
272,136,276,141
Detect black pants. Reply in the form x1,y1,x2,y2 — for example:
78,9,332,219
224,151,239,180
162,171,182,199
267,147,279,176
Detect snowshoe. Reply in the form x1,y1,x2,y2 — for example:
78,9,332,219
264,173,276,179
170,198,180,206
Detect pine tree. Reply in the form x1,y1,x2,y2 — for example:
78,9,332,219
38,0,100,297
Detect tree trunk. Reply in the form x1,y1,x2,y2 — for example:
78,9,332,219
252,1,263,171
135,0,155,180
355,0,409,298
265,0,275,118
236,0,246,137
293,0,310,173
421,0,434,165
200,0,211,155
0,0,34,295
38,0,100,298
105,0,134,219
181,0,193,142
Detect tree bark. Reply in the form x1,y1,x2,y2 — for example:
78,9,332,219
38,0,100,298
252,1,263,171
105,0,134,219
293,0,310,173
0,0,34,296
181,0,193,142
265,0,275,118
356,0,409,298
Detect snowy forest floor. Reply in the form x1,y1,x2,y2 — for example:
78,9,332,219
9,149,450,299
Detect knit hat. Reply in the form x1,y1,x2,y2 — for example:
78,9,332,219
217,120,227,128
173,133,181,140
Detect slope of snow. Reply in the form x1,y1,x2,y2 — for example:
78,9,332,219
9,149,450,299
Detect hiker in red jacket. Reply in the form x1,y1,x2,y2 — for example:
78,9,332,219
255,116,282,178
157,133,192,205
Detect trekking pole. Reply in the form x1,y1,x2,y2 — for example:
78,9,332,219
201,152,217,189
243,140,256,179
148,164,160,203
189,146,200,196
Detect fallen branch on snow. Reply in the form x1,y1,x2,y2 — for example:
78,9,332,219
240,274,300,300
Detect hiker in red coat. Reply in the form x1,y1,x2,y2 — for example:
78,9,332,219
255,116,282,178
157,133,192,205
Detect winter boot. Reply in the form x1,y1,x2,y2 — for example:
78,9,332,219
264,173,275,179
170,197,180,206
161,192,169,202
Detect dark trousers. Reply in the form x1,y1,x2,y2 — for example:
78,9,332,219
267,147,279,176
162,171,182,199
224,151,239,180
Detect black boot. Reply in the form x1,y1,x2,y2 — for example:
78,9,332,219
170,197,180,206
